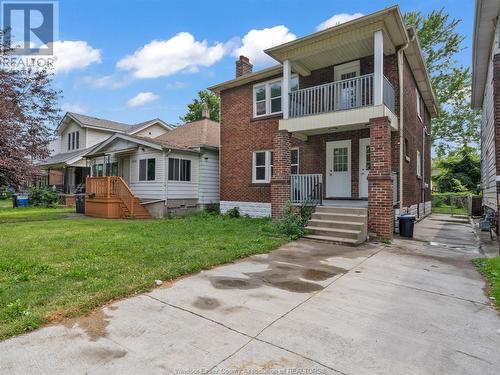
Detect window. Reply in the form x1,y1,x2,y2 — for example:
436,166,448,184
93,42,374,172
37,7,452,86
252,150,272,183
291,148,299,175
75,131,80,149
253,76,298,117
168,158,191,181
111,162,118,176
67,133,71,150
416,150,422,178
92,164,103,177
333,147,348,172
416,89,423,122
67,131,80,151
139,158,156,181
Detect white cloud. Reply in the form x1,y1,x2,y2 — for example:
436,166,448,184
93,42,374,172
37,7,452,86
117,32,225,79
232,26,296,66
166,81,188,89
316,13,364,31
61,102,86,113
127,92,159,107
83,74,131,89
53,41,101,73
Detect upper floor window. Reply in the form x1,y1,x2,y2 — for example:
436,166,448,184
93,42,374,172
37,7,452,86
67,131,80,151
253,76,298,118
139,158,156,181
416,89,423,122
168,158,191,182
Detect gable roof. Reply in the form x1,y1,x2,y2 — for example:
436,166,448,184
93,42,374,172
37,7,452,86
154,118,220,149
472,0,500,108
57,112,172,134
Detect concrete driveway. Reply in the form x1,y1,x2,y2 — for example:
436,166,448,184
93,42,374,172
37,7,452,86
1,214,499,374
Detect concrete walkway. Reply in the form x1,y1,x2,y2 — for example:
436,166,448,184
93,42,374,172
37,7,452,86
1,214,499,374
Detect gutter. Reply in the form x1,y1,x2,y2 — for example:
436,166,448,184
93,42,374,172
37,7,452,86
397,31,414,212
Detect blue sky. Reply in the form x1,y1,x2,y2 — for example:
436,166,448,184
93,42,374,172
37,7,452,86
52,0,474,126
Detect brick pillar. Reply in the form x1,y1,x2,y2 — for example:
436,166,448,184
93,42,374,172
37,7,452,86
367,116,393,240
271,130,291,219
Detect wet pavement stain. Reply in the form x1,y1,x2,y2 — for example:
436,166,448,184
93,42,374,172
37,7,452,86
62,309,111,341
209,241,361,293
192,296,221,310
80,347,127,362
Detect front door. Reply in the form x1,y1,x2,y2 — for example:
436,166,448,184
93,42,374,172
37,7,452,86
326,140,351,197
359,138,371,198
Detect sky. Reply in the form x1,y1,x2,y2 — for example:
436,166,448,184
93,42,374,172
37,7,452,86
46,0,475,126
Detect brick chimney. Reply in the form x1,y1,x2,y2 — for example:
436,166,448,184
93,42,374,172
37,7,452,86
235,55,253,77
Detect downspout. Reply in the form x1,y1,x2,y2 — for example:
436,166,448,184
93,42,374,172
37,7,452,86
397,30,415,213
164,148,172,214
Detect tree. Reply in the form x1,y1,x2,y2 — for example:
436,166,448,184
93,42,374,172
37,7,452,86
180,90,219,123
0,30,61,189
433,146,480,193
404,9,480,149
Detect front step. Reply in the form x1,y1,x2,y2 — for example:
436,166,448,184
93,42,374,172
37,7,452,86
305,206,367,245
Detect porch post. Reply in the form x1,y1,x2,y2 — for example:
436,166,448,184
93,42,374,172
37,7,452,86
271,130,291,219
367,116,393,240
282,59,291,119
373,30,384,106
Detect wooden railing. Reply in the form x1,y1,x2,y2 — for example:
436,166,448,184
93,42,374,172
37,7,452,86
86,176,135,216
290,174,323,205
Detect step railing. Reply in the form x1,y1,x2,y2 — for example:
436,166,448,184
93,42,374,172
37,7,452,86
86,176,135,217
290,174,323,205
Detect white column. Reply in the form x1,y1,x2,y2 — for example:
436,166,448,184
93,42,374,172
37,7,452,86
282,59,291,119
373,30,384,106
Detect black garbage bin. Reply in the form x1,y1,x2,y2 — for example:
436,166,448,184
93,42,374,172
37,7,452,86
75,194,85,214
398,214,416,237
12,194,18,208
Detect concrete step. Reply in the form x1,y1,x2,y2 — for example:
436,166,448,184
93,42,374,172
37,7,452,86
305,226,362,241
303,234,360,245
315,206,367,215
311,212,367,223
308,219,364,231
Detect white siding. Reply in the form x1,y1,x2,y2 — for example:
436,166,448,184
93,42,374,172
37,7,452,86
60,121,86,152
86,128,115,148
128,148,166,200
198,150,220,204
481,55,497,211
133,124,168,138
166,152,199,200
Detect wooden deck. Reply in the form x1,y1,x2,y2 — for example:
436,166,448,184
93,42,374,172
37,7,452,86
85,177,151,219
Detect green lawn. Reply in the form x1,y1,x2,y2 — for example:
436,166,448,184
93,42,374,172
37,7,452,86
474,257,500,310
0,207,288,340
432,204,468,216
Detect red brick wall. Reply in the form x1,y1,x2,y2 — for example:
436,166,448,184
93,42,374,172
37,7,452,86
271,130,291,218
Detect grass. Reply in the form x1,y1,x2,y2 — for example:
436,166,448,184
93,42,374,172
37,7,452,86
474,257,500,309
0,206,288,340
432,204,468,216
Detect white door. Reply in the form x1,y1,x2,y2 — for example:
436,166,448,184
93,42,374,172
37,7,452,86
120,158,130,184
326,140,351,197
334,61,360,110
359,138,371,198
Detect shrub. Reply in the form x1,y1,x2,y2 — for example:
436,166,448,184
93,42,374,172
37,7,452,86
205,202,220,215
225,207,240,218
0,186,13,200
29,187,59,207
275,203,314,240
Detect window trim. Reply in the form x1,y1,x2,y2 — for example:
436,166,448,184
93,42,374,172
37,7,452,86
139,158,156,181
416,150,422,178
252,75,298,118
291,147,299,175
252,150,272,183
416,88,423,122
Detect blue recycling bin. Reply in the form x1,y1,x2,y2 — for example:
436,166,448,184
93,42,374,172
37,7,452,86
14,194,30,208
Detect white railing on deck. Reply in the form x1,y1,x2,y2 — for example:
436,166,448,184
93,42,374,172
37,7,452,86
290,174,323,204
289,74,373,118
383,77,396,113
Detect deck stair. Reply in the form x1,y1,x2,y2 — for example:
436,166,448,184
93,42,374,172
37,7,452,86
119,197,151,219
305,206,367,245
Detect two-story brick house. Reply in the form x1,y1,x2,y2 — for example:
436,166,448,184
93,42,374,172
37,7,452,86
210,6,437,241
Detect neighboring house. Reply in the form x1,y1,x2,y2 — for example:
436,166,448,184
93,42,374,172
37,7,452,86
39,112,172,195
472,0,500,222
209,6,437,241
83,116,220,218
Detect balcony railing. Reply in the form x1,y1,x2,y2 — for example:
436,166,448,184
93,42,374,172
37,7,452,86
288,73,395,118
290,174,323,205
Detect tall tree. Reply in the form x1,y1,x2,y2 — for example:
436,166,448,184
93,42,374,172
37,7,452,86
404,9,480,149
0,30,61,188
181,90,220,123
433,146,480,193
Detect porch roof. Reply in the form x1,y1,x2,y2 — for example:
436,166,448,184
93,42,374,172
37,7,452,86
38,147,95,168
